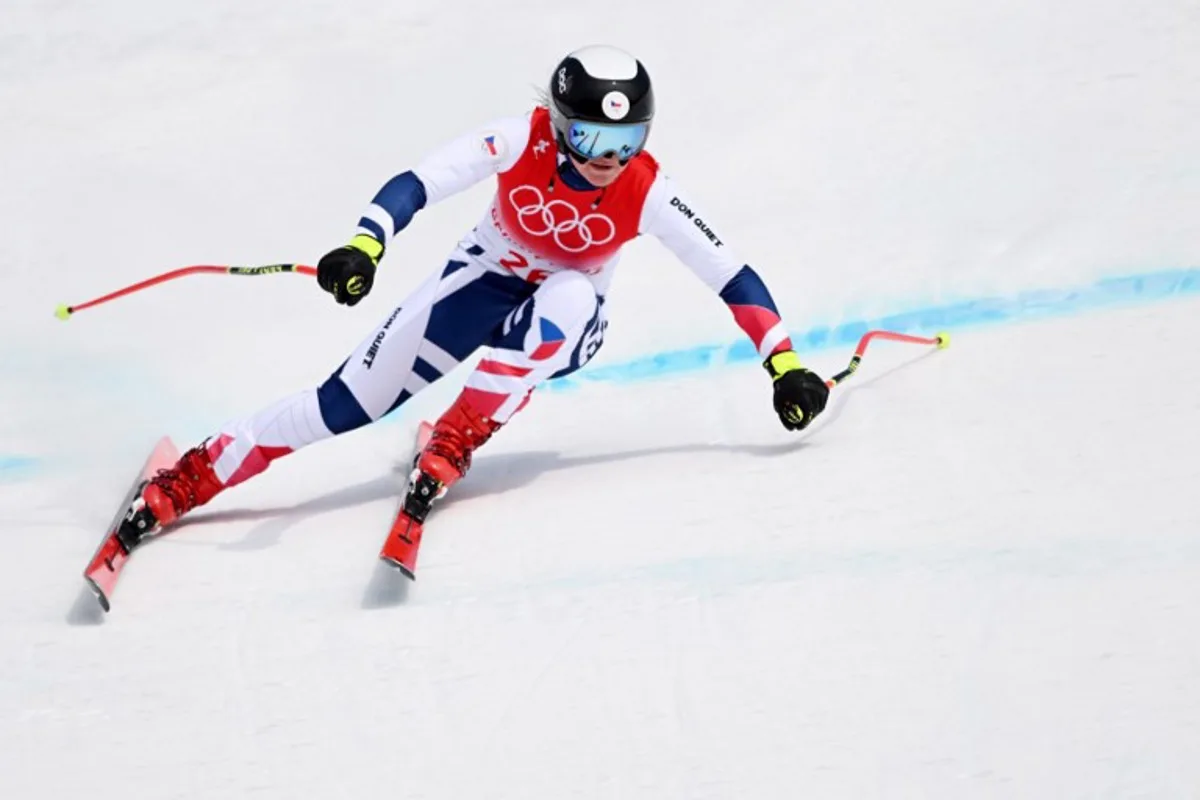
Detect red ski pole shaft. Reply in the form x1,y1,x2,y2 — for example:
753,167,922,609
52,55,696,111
825,329,950,388
54,263,317,320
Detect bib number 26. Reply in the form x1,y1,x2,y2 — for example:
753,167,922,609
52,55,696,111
498,250,550,285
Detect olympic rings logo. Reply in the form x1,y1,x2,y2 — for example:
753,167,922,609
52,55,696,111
507,185,616,253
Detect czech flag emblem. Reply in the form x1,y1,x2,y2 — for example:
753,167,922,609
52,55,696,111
530,318,566,361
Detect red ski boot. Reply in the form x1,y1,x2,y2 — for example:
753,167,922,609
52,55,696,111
416,395,502,491
117,443,225,551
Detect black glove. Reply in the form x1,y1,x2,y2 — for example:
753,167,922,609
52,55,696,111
764,350,829,431
317,235,383,306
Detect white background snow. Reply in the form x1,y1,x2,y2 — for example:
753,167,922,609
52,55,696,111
1,1,1199,797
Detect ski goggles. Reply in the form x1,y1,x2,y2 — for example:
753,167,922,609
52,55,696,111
564,119,650,162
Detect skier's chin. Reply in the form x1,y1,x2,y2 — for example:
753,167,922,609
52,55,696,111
577,158,625,187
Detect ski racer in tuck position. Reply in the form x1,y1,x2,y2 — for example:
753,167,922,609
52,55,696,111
116,45,831,558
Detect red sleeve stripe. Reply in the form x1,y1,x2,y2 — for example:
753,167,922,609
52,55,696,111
728,304,792,358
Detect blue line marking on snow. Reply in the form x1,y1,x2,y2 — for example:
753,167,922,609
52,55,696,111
0,456,40,483
547,267,1200,391
5,266,1196,471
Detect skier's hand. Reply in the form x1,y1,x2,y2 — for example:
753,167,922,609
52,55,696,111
764,350,829,431
317,234,382,306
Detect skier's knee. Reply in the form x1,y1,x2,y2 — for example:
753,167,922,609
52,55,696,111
317,372,373,434
537,271,598,324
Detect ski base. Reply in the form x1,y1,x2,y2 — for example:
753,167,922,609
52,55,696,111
82,437,179,612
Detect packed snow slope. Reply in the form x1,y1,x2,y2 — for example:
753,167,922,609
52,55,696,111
2,1,1199,798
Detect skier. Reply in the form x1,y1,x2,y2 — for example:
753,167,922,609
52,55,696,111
116,45,830,554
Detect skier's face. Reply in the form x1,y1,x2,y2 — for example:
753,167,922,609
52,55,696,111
575,154,627,187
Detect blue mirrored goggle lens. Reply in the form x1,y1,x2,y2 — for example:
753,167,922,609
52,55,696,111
566,120,649,161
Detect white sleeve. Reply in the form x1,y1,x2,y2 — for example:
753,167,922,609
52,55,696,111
412,114,532,205
639,172,744,292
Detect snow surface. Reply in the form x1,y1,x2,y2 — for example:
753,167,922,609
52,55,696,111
2,1,1200,797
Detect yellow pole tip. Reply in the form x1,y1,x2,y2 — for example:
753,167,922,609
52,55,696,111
935,332,951,349
54,304,72,321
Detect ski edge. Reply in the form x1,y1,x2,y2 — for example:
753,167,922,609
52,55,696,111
83,575,111,613
380,557,416,580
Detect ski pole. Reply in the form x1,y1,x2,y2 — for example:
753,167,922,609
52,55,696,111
54,263,317,321
825,329,950,388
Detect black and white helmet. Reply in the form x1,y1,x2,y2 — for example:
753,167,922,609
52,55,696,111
549,45,655,164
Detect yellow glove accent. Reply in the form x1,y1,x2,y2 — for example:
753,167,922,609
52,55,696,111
348,234,384,265
764,350,804,380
